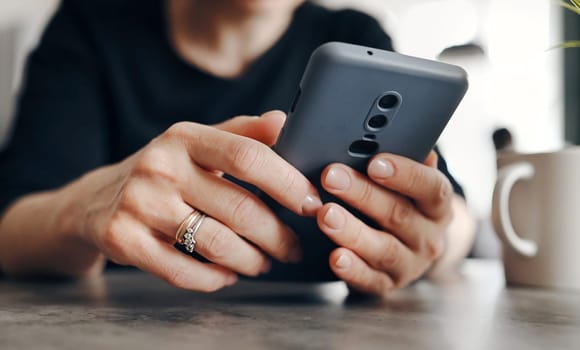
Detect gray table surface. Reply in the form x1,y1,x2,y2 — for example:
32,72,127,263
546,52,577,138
0,259,579,350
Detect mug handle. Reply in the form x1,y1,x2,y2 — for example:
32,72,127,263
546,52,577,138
492,162,538,257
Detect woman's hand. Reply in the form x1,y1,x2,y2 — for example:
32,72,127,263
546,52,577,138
317,151,456,297
73,111,321,291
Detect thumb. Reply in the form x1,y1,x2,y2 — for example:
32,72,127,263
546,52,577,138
213,110,287,146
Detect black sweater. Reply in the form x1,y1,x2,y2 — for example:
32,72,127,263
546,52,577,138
0,0,463,280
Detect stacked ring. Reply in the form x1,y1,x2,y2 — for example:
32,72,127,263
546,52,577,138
175,210,207,253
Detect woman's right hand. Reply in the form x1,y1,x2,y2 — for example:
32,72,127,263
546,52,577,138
75,111,321,292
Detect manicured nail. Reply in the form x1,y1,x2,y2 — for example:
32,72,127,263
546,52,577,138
335,254,351,271
260,260,272,274
325,167,351,191
324,206,346,231
368,158,394,179
288,245,303,263
302,194,323,215
226,274,238,286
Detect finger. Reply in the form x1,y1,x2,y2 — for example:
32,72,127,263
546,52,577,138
123,183,274,276
317,203,417,282
183,168,302,263
424,150,438,168
126,138,303,265
321,163,436,250
329,248,395,297
109,219,237,292
367,153,454,220
186,216,274,277
213,111,287,147
167,122,321,216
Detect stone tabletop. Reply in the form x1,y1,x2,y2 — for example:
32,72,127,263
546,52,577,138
0,260,579,350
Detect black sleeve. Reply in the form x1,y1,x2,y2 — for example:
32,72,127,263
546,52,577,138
337,10,465,198
0,0,110,214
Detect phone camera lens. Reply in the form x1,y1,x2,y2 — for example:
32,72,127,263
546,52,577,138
378,94,399,110
367,115,388,129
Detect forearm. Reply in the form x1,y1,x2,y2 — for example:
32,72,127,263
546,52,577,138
428,194,476,277
0,170,109,278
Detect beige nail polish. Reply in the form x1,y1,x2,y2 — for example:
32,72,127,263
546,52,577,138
335,255,351,270
325,167,351,191
368,158,394,179
324,206,346,231
302,194,323,215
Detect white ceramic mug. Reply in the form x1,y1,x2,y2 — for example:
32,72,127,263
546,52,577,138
492,147,580,290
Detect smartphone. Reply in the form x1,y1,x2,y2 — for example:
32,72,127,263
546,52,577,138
276,42,467,173
260,42,468,281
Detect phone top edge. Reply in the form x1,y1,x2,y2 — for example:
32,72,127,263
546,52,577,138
310,42,468,88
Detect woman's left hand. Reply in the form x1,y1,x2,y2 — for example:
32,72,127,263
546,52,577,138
316,151,454,297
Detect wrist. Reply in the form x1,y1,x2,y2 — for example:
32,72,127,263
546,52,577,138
54,164,115,245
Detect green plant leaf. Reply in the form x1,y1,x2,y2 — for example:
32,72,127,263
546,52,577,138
549,2,580,50
548,41,580,50
561,41,580,48
561,1,580,14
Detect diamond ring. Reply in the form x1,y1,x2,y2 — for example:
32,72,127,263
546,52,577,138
175,210,207,253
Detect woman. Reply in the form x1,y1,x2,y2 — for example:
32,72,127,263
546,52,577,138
0,0,475,296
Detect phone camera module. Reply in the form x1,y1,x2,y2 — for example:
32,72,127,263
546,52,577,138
378,93,399,110
367,115,388,130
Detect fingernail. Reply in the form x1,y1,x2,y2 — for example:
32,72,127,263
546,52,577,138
226,274,238,286
288,245,303,263
335,254,351,271
325,167,351,191
368,158,394,179
324,206,345,231
260,260,272,274
302,194,323,215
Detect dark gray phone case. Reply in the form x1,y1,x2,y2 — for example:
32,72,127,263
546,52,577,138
260,42,468,281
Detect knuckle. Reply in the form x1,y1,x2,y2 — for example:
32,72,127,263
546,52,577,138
280,169,302,199
230,139,265,174
164,122,192,139
163,265,191,290
348,221,366,250
133,147,177,182
406,166,425,192
433,177,453,208
387,200,412,229
357,180,375,205
101,216,129,262
378,236,401,271
116,181,139,213
230,193,259,227
204,226,234,261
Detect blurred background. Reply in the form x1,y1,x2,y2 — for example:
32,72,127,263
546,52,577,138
0,0,578,258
